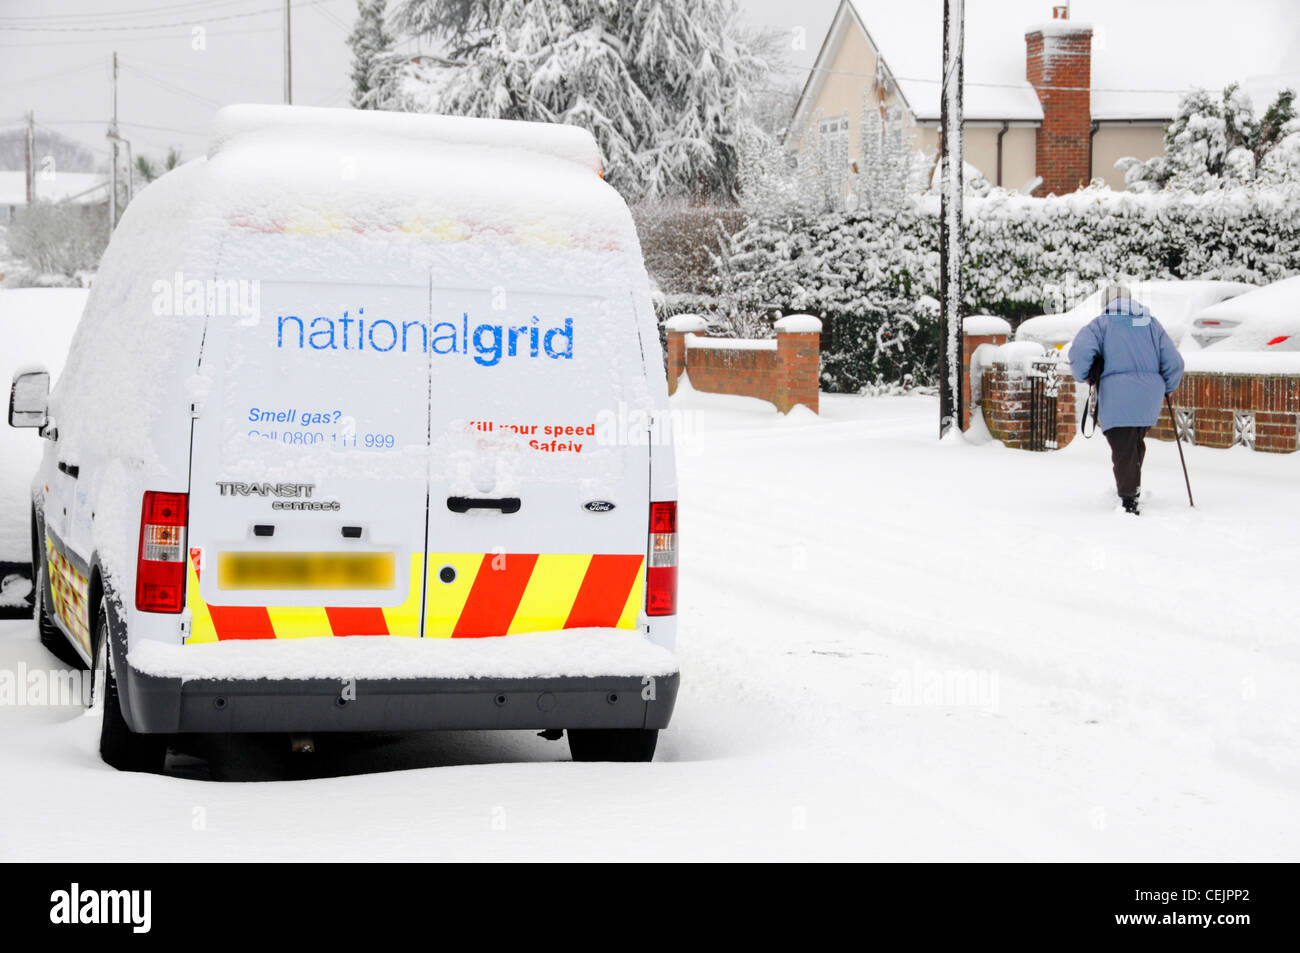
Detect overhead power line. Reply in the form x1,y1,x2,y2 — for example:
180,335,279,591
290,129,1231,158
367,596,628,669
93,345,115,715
0,0,258,24
0,24,283,49
120,63,226,108
0,0,331,32
778,61,1236,98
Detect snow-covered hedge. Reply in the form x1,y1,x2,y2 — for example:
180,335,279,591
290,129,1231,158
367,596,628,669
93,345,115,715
714,184,1300,392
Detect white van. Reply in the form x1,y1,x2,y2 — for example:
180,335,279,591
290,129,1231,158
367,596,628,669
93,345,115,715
8,106,680,771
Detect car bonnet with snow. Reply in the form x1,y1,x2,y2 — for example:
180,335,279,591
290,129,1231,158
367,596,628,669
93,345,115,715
1193,276,1300,351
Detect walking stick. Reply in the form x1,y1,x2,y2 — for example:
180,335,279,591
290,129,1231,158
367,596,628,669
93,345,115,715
1165,393,1194,507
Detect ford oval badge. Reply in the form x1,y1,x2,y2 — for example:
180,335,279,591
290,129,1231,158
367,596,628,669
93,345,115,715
583,500,616,513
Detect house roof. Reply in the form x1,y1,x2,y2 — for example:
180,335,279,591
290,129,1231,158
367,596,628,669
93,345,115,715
797,0,1300,125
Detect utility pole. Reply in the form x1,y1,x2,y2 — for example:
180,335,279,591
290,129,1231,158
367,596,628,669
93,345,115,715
284,0,293,105
938,0,965,438
108,51,119,229
24,111,34,206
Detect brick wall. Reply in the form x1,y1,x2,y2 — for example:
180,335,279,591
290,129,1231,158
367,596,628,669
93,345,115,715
981,360,1077,451
665,314,822,414
1152,371,1300,453
1025,22,1093,196
962,318,1011,430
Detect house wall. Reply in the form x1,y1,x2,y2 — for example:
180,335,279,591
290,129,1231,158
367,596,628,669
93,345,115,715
797,17,1043,192
1091,124,1166,189
795,12,1168,195
915,124,1037,189
798,17,909,164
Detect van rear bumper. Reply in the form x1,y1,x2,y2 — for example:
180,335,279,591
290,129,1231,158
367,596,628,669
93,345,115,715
122,663,678,734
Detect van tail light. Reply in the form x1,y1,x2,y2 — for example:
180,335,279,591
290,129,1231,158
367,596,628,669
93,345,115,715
1267,335,1290,347
646,501,677,616
136,491,188,613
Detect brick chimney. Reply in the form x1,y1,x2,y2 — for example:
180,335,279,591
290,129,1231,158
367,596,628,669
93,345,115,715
1025,11,1093,196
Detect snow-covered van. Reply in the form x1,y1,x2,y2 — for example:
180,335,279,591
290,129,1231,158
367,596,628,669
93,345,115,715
8,105,680,771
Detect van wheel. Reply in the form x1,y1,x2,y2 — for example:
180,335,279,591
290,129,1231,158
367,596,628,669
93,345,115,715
567,729,658,763
36,560,86,670
92,599,167,774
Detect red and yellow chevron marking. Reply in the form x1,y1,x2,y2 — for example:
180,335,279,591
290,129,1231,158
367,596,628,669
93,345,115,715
184,550,644,642
45,535,91,654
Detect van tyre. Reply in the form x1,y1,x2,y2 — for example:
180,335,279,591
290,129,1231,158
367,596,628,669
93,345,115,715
93,599,167,774
567,728,658,763
36,560,86,670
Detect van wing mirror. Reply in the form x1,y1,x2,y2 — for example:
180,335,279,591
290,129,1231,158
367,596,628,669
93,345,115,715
9,369,51,429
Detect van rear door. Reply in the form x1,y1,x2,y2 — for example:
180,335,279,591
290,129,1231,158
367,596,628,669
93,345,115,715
423,288,651,637
186,281,430,641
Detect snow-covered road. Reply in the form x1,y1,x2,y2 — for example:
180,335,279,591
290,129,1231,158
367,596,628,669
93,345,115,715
2,391,1297,861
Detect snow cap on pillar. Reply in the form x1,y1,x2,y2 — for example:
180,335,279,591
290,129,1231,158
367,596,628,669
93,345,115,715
775,314,823,333
963,315,1012,336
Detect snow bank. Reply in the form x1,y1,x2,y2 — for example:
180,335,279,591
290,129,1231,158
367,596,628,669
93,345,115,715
963,314,1011,336
774,314,823,333
129,629,679,682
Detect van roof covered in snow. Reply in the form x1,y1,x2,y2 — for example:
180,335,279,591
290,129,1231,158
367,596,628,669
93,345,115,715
124,105,633,266
208,104,605,175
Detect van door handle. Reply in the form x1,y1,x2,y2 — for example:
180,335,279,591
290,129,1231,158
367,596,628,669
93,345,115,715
57,461,79,478
446,496,521,514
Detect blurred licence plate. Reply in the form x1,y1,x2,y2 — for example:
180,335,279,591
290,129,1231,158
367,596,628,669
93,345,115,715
217,552,396,591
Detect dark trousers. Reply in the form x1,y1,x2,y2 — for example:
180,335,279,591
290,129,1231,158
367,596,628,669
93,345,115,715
1104,426,1148,498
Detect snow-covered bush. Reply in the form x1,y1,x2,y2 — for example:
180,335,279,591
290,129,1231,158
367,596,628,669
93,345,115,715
726,206,939,390
348,0,400,109
723,183,1300,392
739,102,931,220
1261,116,1300,186
393,0,770,203
6,202,108,283
1120,86,1297,192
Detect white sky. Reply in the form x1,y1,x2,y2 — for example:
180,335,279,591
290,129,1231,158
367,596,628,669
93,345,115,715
0,0,838,167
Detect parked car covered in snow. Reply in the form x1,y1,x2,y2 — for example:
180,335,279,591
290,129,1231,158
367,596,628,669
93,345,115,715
1192,276,1300,350
1016,280,1254,351
8,105,680,770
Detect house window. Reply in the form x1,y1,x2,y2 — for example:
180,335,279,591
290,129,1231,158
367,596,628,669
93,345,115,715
818,117,849,141
817,114,850,168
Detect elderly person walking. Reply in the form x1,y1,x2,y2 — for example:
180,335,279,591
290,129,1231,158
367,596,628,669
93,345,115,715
1069,283,1185,515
